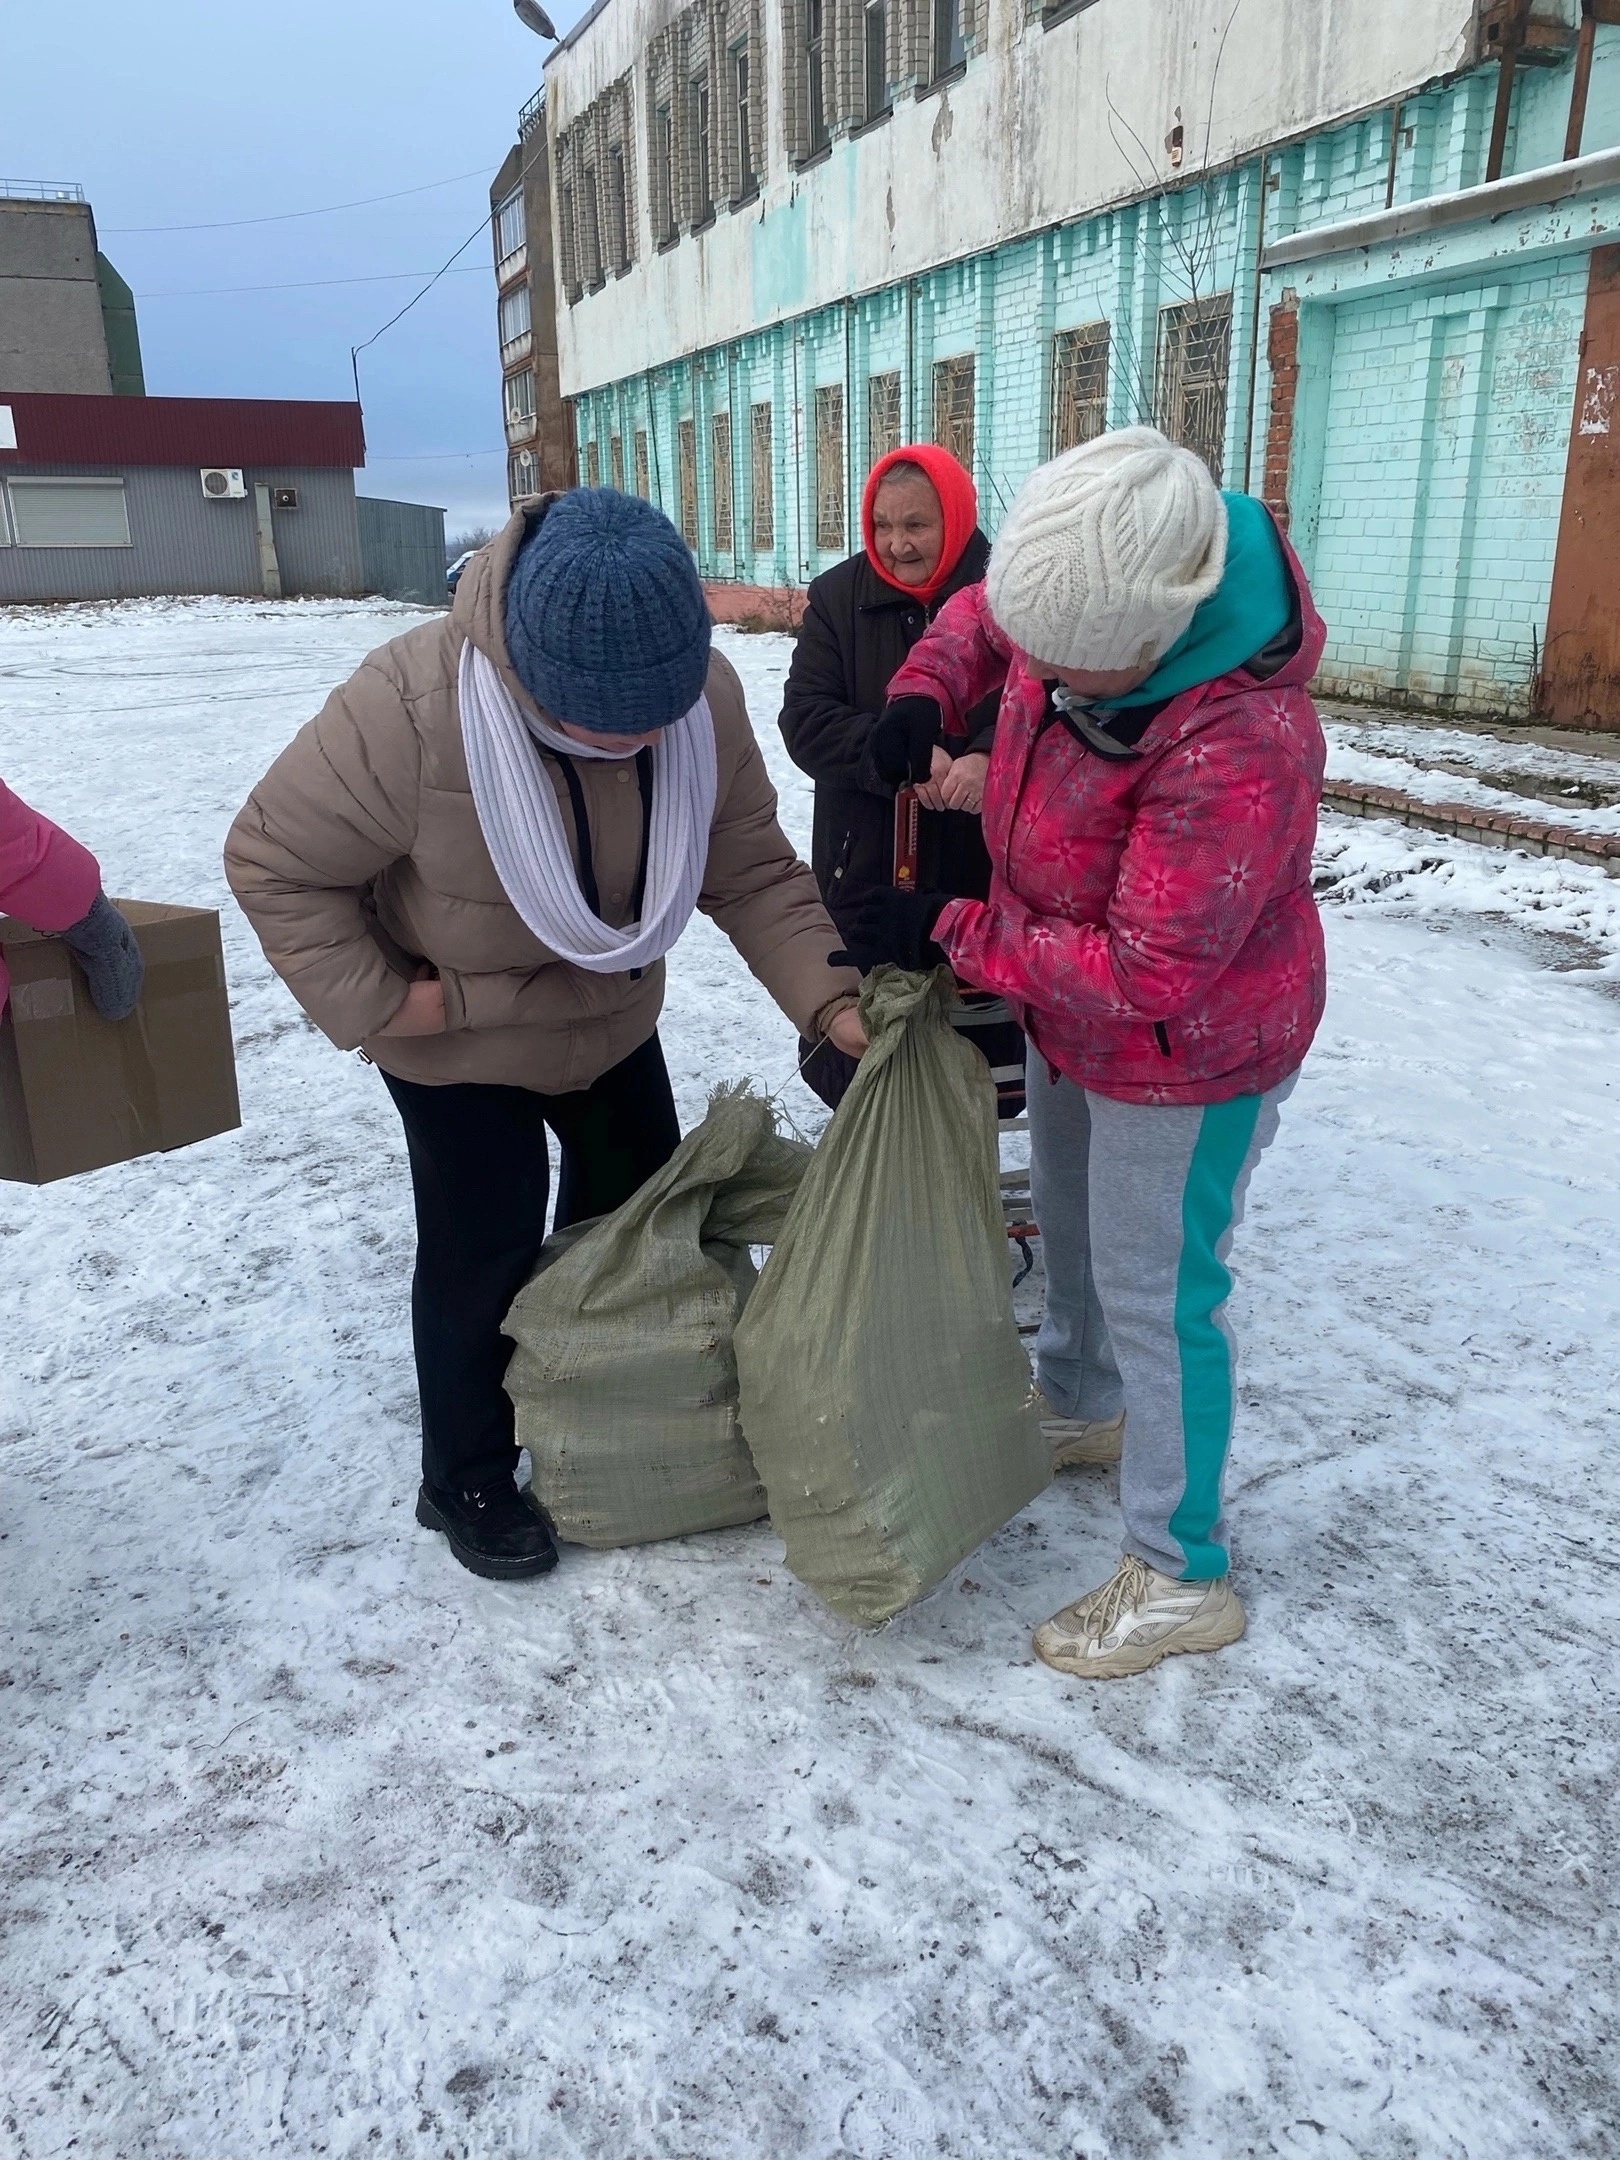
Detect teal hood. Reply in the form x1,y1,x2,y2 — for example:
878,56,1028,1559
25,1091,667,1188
1099,492,1294,711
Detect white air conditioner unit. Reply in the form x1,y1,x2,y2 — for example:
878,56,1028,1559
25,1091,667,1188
199,467,245,500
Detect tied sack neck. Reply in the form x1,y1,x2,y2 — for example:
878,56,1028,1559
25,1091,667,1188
457,638,718,974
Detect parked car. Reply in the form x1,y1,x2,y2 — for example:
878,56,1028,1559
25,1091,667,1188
445,550,478,596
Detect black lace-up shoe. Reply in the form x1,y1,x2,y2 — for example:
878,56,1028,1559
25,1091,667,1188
415,1480,559,1579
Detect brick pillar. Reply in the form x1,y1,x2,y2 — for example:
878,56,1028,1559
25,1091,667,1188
1262,298,1300,530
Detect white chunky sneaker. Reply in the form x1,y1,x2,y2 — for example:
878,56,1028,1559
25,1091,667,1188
1027,1385,1125,1470
1033,1553,1245,1679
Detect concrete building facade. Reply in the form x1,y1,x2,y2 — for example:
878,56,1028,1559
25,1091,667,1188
543,0,1620,724
0,181,144,397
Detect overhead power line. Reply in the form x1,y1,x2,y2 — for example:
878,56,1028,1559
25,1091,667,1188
138,265,488,300
103,166,493,235
350,209,495,400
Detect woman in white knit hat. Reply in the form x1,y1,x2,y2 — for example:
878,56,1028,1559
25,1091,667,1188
832,427,1327,1679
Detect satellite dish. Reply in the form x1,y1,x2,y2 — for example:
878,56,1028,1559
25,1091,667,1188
514,0,558,37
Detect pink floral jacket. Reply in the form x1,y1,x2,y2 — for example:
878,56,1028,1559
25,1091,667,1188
886,533,1328,1105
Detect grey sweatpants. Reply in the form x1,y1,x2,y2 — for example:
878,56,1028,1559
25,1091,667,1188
1026,1047,1295,1580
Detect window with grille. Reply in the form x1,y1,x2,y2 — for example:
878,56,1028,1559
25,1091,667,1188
495,189,526,265
634,429,651,498
1156,295,1232,482
655,105,676,242
607,147,630,273
560,183,579,298
932,0,965,79
691,73,713,222
867,370,901,465
498,283,532,351
582,167,604,288
932,353,975,472
750,402,774,548
806,0,830,157
732,42,758,198
610,434,625,490
864,0,891,120
814,383,845,552
1051,322,1110,454
7,477,130,547
586,440,602,488
711,412,734,551
677,418,699,547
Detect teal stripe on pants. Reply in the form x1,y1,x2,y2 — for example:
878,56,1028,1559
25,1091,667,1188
1168,1094,1264,1580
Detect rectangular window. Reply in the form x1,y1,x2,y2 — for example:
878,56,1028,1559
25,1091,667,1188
634,429,651,498
509,449,539,501
1051,321,1110,454
732,41,757,198
932,353,975,473
607,146,630,272
691,73,713,223
560,182,579,297
504,369,536,424
712,411,734,552
586,439,602,488
655,105,676,242
610,433,625,491
1156,294,1233,482
806,0,830,156
495,188,526,265
498,283,532,350
582,166,604,287
750,402,774,549
814,383,845,553
932,0,965,79
864,1,891,122
7,477,131,548
867,370,902,465
677,418,699,547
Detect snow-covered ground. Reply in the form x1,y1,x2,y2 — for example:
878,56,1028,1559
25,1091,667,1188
1,599,1617,2160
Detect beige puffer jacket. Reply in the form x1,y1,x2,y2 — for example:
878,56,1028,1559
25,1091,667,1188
225,505,860,1093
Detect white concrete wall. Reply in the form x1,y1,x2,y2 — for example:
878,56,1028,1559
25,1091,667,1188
547,0,1478,397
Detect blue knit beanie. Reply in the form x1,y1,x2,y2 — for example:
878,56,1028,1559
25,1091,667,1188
502,489,712,734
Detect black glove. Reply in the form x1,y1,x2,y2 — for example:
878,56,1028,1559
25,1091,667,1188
61,892,145,1021
868,696,944,789
829,889,948,976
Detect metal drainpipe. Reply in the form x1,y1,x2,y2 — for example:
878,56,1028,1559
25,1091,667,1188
1384,100,1405,209
843,297,854,552
1240,154,1270,497
1565,0,1599,163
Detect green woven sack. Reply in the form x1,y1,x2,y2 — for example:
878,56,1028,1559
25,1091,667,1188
735,967,1050,1625
504,1087,811,1548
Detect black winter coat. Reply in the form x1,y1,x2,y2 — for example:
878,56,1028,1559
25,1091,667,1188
778,535,999,942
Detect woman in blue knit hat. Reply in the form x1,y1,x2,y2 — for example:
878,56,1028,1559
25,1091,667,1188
227,490,866,1582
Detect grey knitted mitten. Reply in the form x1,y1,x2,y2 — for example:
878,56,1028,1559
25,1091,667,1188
61,893,145,1021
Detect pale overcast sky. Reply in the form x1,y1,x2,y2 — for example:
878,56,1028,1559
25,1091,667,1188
4,0,585,531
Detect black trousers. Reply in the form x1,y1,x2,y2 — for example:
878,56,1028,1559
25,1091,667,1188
382,1034,681,1495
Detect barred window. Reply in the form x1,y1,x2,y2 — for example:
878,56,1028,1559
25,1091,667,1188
634,429,651,498
1156,295,1232,482
607,147,630,273
712,411,734,551
1051,322,1110,454
611,434,625,491
750,401,774,549
867,370,902,466
932,353,975,472
814,382,845,552
677,418,699,547
586,439,602,488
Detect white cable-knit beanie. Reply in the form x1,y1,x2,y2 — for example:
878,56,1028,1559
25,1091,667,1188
986,427,1228,673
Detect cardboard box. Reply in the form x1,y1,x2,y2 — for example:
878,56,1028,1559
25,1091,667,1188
0,900,241,1185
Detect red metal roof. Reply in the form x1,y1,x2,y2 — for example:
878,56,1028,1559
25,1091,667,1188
0,392,366,469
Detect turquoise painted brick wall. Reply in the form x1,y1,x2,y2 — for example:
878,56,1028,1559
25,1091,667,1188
569,56,1618,713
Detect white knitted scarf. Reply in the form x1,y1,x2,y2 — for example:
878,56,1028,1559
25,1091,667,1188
457,638,717,974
